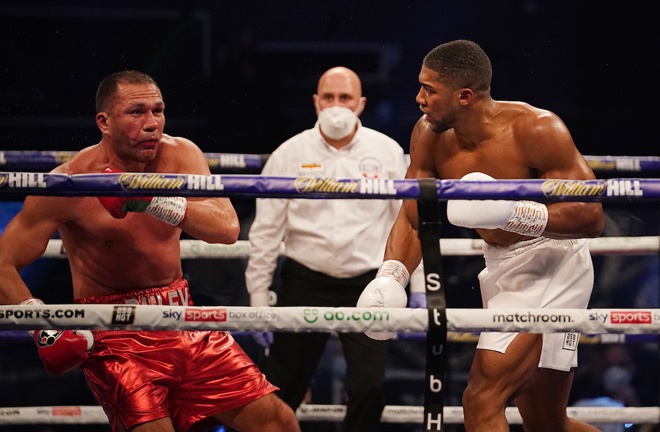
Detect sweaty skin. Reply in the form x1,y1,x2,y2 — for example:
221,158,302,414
0,79,300,432
386,66,603,273
0,82,239,302
383,62,604,432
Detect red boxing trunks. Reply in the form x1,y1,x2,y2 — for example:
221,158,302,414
75,279,277,432
75,277,193,307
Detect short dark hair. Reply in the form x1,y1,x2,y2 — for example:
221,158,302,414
95,70,159,113
423,40,492,92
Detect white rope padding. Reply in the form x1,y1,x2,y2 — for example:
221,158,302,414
41,236,660,259
0,329,638,345
445,331,636,345
1,305,659,334
297,405,660,425
0,405,656,425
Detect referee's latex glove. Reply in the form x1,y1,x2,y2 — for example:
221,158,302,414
408,292,427,308
252,332,273,349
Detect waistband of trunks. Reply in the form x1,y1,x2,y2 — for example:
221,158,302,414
74,278,193,306
483,237,585,260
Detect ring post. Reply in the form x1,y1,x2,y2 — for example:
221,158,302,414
418,178,447,432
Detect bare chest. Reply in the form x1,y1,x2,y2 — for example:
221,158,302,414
59,197,178,254
433,136,534,180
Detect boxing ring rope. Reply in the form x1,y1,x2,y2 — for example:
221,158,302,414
0,170,658,428
39,236,660,259
1,172,658,200
583,155,660,172
3,304,660,334
1,150,660,173
0,299,658,425
0,151,267,172
10,235,654,347
1,404,657,425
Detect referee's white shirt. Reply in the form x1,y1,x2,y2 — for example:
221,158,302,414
245,122,407,306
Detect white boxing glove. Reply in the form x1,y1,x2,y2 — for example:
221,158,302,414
357,260,409,340
447,172,548,237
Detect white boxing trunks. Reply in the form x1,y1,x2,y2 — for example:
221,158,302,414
477,237,593,371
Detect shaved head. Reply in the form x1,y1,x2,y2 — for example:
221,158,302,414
317,67,362,97
314,66,365,118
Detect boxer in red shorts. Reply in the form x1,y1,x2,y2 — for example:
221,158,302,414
0,70,300,432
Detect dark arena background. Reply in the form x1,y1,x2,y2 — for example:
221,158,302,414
1,1,659,431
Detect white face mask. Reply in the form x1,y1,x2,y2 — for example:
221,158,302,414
317,106,358,140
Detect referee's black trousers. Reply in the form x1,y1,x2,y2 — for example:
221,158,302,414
263,258,387,432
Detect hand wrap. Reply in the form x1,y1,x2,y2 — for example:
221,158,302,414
98,168,188,226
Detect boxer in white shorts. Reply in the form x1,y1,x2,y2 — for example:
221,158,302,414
356,40,605,431
478,237,594,371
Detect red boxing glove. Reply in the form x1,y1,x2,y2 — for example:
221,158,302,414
98,167,151,219
21,298,94,374
97,195,153,219
33,329,94,374
98,168,188,226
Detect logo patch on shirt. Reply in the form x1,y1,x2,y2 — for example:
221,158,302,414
562,332,578,351
359,157,382,179
298,162,325,176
